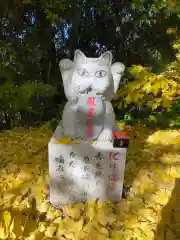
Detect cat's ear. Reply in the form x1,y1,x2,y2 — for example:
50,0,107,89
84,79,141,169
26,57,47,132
74,49,87,64
99,51,112,66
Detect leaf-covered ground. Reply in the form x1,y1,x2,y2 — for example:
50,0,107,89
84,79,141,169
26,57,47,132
0,123,179,240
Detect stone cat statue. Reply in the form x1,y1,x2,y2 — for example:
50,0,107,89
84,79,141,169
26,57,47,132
59,50,125,141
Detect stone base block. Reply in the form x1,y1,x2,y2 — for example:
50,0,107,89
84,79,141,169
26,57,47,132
48,122,128,205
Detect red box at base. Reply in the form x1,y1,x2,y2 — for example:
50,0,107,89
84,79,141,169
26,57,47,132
112,132,129,139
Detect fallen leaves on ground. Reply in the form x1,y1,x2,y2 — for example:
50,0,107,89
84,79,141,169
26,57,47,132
0,123,179,240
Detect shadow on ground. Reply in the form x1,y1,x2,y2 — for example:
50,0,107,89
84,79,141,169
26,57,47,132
154,178,180,240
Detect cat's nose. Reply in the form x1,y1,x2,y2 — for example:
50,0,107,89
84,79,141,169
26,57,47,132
87,86,92,93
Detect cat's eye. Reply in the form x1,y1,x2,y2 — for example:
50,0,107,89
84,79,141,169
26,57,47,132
95,70,107,78
77,69,89,77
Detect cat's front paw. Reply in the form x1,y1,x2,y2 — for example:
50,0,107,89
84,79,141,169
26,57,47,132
98,129,113,142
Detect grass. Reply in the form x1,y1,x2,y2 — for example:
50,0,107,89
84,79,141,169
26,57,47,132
0,122,179,240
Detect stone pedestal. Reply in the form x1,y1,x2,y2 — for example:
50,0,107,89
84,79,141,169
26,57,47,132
48,122,129,206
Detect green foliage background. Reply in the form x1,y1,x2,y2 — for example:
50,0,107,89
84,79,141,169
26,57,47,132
0,0,180,129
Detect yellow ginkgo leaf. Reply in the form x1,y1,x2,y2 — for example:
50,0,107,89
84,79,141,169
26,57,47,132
37,200,49,213
86,200,97,220
125,95,133,104
121,229,135,240
96,234,112,240
110,229,125,238
9,231,16,239
97,210,117,226
53,238,66,240
82,220,108,238
132,227,146,239
23,218,38,238
12,196,23,208
64,207,81,220
0,221,7,239
27,231,46,240
57,229,75,240
52,137,72,144
3,211,11,230
45,226,57,237
3,192,15,205
9,217,14,235
97,227,109,237
46,206,60,220
60,218,83,233
12,214,24,238
38,223,47,233
12,178,24,188
124,215,139,228
76,231,90,240
86,206,96,221
154,194,170,205
19,197,31,210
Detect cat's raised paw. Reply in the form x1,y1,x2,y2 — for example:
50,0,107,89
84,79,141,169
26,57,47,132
59,59,74,71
